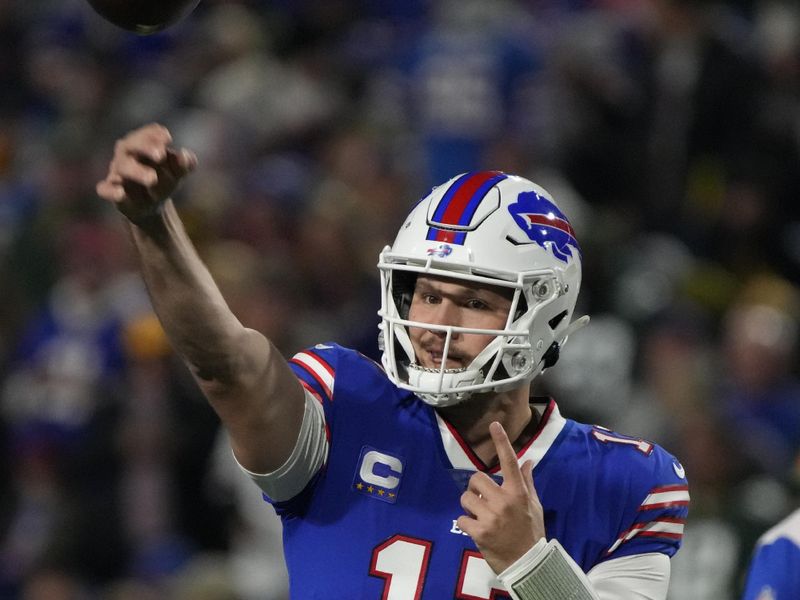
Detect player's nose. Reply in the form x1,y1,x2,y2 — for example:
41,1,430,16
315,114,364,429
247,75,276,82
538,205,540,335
427,302,462,337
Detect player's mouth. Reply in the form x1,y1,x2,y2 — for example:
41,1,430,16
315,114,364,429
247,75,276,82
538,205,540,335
422,348,467,370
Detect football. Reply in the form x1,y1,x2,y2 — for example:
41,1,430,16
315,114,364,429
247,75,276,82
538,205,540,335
85,0,202,34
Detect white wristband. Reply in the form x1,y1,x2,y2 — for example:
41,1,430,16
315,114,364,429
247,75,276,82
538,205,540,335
498,538,598,600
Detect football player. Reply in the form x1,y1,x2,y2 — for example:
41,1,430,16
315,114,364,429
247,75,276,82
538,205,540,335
741,508,800,600
97,123,690,599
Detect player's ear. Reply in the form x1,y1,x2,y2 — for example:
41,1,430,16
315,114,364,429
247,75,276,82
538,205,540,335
393,272,417,319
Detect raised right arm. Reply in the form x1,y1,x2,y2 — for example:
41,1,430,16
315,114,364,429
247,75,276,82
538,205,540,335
96,123,305,474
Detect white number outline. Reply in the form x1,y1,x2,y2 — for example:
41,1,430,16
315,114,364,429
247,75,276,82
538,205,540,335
370,536,511,599
370,535,432,600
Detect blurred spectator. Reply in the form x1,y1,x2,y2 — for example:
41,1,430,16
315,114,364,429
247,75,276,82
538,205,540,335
1,219,131,442
717,275,800,478
379,0,543,185
209,431,289,600
749,0,800,281
21,567,92,600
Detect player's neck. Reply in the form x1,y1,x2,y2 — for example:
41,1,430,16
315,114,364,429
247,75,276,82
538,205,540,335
437,385,536,468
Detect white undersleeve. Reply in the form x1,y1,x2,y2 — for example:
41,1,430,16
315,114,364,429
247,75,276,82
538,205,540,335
587,552,671,599
235,389,329,502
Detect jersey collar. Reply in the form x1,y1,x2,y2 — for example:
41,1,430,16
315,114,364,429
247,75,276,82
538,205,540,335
434,398,566,473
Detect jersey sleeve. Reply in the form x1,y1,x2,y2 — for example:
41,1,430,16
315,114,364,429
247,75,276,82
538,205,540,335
288,343,340,429
241,343,341,513
742,510,800,600
742,537,800,599
595,428,690,562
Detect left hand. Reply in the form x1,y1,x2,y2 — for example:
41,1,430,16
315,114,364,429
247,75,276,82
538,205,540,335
456,421,546,574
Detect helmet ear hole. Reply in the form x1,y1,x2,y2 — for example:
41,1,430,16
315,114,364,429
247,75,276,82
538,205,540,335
392,272,417,319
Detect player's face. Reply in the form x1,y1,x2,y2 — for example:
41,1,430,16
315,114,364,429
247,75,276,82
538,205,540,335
407,275,512,370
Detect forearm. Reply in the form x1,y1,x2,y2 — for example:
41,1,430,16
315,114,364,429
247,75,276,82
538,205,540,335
128,199,305,471
128,199,249,385
98,124,306,473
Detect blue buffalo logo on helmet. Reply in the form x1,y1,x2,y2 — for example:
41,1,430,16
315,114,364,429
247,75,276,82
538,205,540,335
426,244,453,258
508,191,580,263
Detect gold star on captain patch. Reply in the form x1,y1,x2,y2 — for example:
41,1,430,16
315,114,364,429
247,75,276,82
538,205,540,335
367,486,374,493
355,482,364,490
388,493,395,498
377,489,385,496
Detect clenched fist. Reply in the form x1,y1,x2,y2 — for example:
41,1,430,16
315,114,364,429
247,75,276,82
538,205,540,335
96,123,197,225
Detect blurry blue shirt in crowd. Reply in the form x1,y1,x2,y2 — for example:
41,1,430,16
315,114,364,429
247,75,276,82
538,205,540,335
394,2,542,185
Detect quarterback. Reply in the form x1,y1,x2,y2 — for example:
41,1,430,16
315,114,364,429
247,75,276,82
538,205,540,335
97,124,689,599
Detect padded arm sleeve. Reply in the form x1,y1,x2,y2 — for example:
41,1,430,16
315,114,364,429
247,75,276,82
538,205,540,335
499,539,670,600
235,389,329,502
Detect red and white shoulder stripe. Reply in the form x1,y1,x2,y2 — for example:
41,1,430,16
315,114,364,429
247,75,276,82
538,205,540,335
290,348,335,402
606,517,686,555
638,484,690,511
606,484,690,555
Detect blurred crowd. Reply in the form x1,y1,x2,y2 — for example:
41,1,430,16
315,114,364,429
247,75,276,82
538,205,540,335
1,0,799,598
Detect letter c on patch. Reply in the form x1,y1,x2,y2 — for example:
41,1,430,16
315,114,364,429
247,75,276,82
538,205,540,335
359,450,403,490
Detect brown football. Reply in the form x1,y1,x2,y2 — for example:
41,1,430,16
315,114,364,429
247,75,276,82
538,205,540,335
85,0,202,34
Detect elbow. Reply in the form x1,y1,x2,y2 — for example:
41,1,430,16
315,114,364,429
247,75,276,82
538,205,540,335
192,355,238,386
188,347,241,389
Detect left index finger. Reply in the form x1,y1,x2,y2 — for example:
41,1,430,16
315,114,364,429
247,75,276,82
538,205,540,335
489,421,525,492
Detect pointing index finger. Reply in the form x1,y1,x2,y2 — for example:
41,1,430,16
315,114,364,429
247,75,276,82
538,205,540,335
490,421,525,492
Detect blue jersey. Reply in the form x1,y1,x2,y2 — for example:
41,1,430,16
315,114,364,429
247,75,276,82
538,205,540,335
277,344,689,599
742,509,800,600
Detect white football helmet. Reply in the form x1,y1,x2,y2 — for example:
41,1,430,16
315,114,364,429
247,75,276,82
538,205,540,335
378,171,587,407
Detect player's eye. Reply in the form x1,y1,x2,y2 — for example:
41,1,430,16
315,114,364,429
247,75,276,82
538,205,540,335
465,298,489,310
